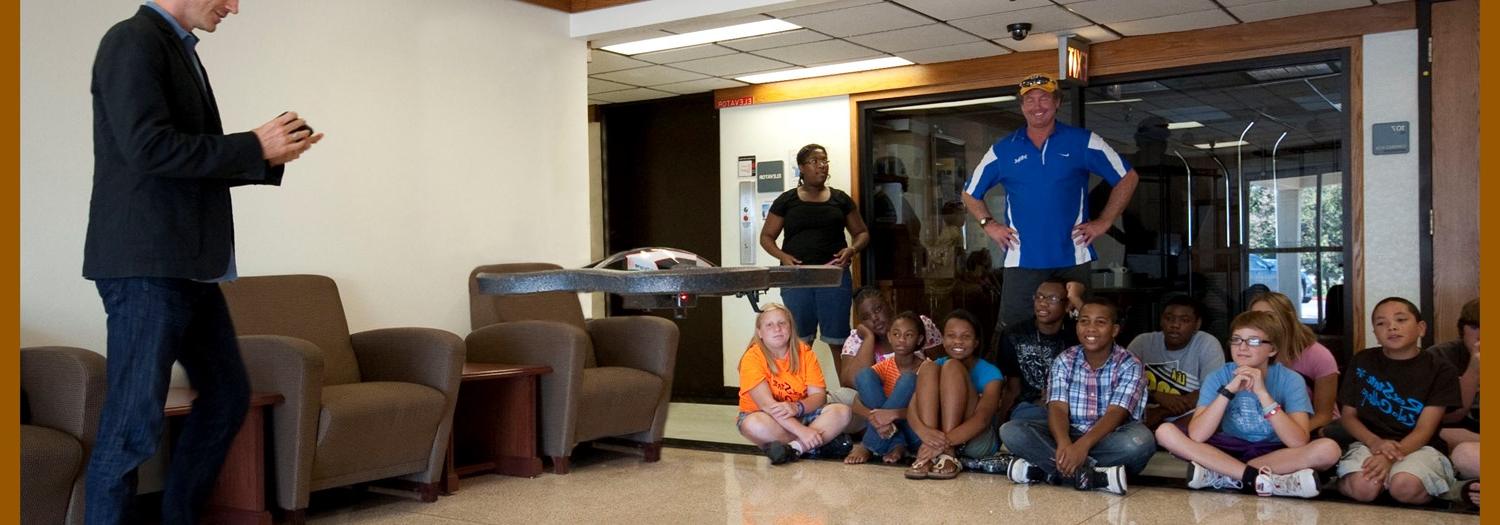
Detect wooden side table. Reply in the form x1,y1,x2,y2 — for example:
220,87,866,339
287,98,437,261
163,388,282,525
442,362,551,493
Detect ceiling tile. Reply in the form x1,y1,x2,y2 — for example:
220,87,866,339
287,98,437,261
993,25,1120,53
1227,0,1371,22
591,65,708,86
1107,9,1238,37
658,14,773,34
633,44,738,65
892,0,1056,21
785,3,933,38
896,41,1011,65
1066,0,1219,24
845,24,980,54
720,29,831,52
765,0,882,19
949,6,1093,40
588,50,652,74
753,39,885,66
670,53,793,77
588,77,635,94
590,88,676,104
589,29,674,49
652,77,750,95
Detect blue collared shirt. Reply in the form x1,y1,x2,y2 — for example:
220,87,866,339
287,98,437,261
144,1,236,282
963,122,1132,269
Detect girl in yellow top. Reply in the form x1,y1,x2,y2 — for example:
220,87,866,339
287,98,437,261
738,304,853,464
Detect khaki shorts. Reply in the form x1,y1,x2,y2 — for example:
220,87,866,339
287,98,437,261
1336,443,1456,497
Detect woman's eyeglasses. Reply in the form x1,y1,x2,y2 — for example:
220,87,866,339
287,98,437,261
1228,336,1272,348
803,159,830,166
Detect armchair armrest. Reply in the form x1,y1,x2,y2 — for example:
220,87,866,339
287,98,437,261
586,316,679,379
349,328,465,396
465,320,589,458
237,335,322,511
20,346,106,446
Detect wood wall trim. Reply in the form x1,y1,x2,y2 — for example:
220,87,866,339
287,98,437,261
715,2,1412,107
519,0,641,13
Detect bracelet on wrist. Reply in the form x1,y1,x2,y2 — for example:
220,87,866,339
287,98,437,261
796,400,806,417
1261,402,1281,419
1217,386,1234,400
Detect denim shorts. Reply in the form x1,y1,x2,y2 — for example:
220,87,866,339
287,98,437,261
737,407,824,430
780,267,852,346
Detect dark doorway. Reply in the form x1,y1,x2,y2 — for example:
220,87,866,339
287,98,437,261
600,93,726,401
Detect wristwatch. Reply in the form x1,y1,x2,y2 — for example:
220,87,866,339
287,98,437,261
1217,386,1234,400
979,217,996,227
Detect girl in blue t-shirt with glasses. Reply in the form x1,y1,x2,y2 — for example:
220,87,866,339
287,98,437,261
1154,310,1342,498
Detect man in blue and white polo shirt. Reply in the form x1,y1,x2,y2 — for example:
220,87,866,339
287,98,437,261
961,73,1139,329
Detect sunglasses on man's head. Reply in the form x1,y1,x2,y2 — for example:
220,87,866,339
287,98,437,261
1020,75,1053,88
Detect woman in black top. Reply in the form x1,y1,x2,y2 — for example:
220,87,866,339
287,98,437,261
760,144,870,364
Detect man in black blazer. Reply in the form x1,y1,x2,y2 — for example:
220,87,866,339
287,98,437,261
82,1,322,523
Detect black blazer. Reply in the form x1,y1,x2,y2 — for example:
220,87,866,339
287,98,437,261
83,6,284,280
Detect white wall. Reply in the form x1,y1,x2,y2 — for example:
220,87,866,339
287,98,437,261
1360,30,1421,342
21,0,593,353
718,96,851,388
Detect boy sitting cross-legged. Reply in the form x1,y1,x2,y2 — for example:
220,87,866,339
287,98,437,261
994,297,1154,495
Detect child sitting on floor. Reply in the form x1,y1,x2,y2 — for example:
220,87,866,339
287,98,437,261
1154,310,1341,498
995,297,1152,495
904,310,1003,480
737,304,853,465
1336,297,1461,504
845,311,928,465
839,287,941,388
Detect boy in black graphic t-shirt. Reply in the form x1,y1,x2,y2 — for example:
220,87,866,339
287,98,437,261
1336,297,1461,505
993,278,1078,422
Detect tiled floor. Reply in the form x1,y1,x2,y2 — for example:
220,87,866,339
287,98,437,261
300,403,1478,524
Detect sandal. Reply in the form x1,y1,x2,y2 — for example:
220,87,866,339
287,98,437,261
928,454,962,480
905,457,932,480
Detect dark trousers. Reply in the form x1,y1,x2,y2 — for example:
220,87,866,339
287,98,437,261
998,263,1091,330
86,278,249,525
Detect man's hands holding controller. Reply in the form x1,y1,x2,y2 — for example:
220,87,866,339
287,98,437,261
255,111,324,166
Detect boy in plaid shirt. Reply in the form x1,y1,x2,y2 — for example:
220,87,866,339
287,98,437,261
993,297,1154,494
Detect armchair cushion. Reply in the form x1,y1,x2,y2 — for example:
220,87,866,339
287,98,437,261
20,425,83,525
222,275,362,386
312,382,446,482
573,367,663,442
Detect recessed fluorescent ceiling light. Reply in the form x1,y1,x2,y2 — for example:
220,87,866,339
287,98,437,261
878,96,1016,112
601,20,800,55
735,57,913,84
1193,140,1250,149
1168,121,1204,130
1084,98,1143,105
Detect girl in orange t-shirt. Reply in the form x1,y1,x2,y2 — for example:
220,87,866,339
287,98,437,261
737,304,853,464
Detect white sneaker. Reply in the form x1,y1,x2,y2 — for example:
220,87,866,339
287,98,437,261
1081,465,1128,495
1186,461,1243,491
1255,468,1320,499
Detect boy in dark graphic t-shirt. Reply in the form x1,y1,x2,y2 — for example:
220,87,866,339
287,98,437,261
1335,298,1461,505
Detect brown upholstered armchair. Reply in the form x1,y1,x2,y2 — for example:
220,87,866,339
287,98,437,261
221,275,463,523
20,346,106,525
467,263,678,474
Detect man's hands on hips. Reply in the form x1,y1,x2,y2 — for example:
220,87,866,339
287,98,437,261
982,221,1019,250
1071,218,1110,246
255,111,324,166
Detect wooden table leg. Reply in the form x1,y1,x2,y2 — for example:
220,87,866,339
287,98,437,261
441,432,459,495
492,376,543,477
201,405,273,525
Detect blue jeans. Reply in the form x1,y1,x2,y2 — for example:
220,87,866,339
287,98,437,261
1010,401,1049,421
781,267,852,346
86,278,249,525
855,368,919,455
998,418,1155,479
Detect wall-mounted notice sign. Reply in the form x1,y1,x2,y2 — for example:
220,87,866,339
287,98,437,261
1372,121,1410,155
757,160,784,194
737,156,756,178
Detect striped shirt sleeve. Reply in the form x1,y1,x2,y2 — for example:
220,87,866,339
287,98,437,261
1085,132,1131,185
1107,352,1147,419
964,146,1003,198
1047,350,1074,405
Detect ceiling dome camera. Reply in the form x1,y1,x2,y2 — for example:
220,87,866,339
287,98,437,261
1007,22,1032,41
